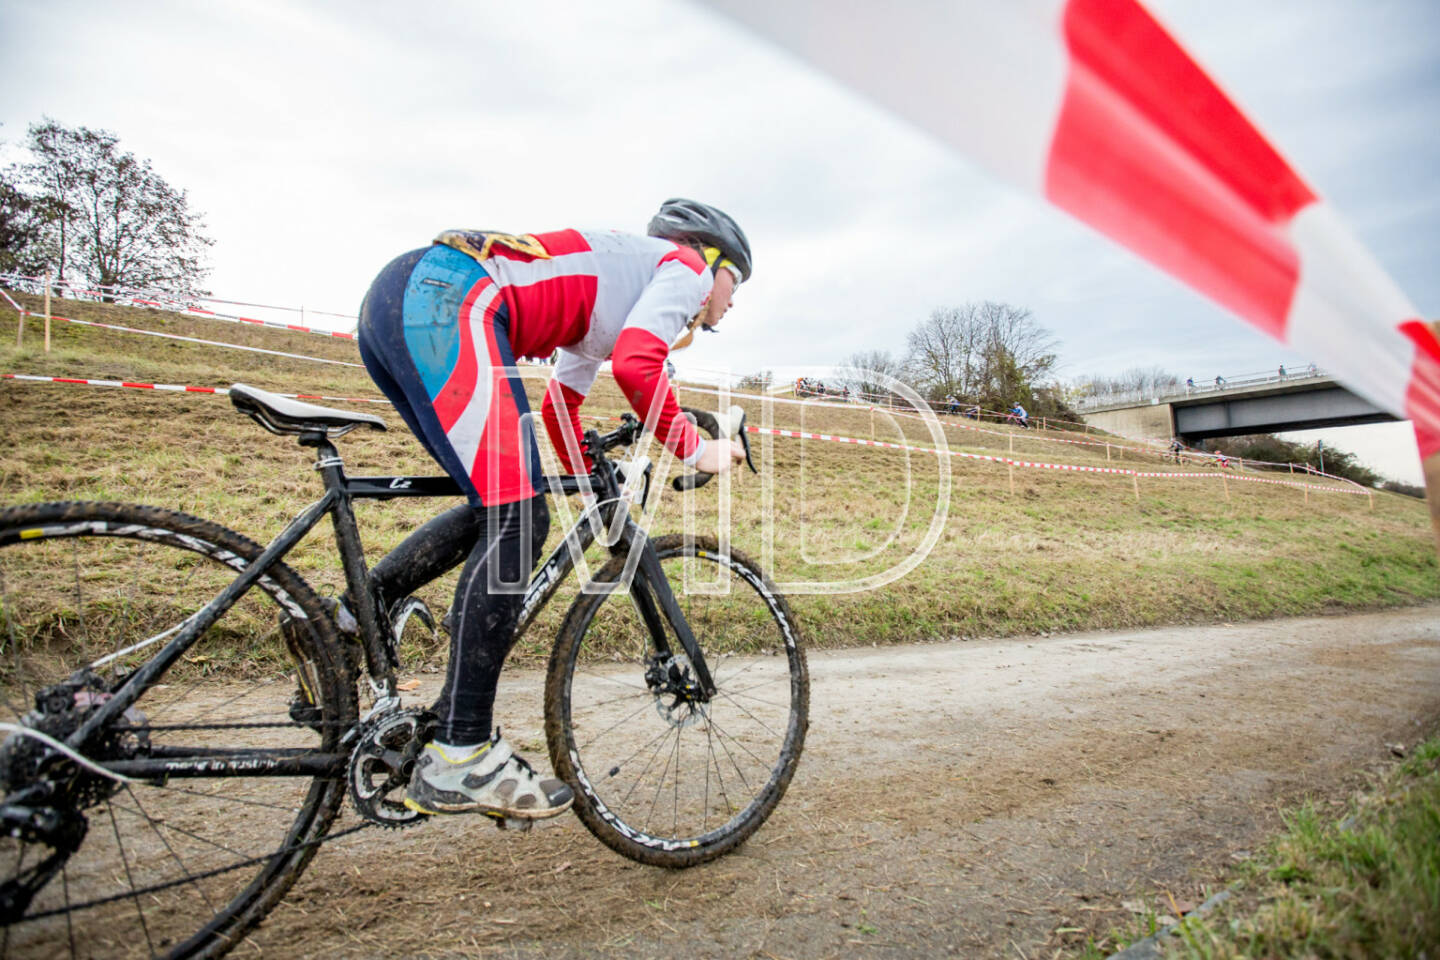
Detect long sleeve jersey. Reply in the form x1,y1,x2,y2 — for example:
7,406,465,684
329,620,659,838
438,228,713,473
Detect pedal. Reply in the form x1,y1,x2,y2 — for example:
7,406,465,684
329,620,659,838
486,813,534,833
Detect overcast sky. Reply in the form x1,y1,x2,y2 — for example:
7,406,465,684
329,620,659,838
2,0,1435,482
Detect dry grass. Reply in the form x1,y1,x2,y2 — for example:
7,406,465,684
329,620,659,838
1,291,1435,671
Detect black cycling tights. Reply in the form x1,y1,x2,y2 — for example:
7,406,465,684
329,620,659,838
367,494,550,746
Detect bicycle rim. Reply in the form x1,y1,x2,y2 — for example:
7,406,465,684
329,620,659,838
546,534,807,867
0,502,355,959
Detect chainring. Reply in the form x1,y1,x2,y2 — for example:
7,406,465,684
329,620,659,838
346,707,433,829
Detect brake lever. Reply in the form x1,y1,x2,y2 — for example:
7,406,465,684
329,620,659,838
736,412,757,475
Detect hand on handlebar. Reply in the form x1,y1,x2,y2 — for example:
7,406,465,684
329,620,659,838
694,439,745,475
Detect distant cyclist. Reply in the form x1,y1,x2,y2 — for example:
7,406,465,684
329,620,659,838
1009,401,1030,429
353,199,749,822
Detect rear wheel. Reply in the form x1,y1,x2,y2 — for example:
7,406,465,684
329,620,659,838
0,501,356,959
545,534,807,867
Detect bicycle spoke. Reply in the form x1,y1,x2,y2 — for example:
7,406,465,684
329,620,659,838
715,688,787,741
617,724,677,808
1,497,355,951
111,801,245,859
575,697,654,755
642,727,680,836
106,801,156,958
123,785,220,916
554,535,806,864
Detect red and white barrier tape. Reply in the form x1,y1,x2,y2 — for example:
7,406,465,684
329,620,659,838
6,307,363,368
1,273,357,322
1,277,357,341
684,383,1184,461
745,425,1365,495
3,373,1369,497
697,0,1440,461
1,374,391,405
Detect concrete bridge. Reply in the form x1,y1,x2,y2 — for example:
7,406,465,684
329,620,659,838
1077,370,1396,443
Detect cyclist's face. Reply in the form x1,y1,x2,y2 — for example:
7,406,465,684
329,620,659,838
700,268,737,330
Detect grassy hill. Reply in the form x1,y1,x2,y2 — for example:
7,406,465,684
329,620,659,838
2,290,1435,669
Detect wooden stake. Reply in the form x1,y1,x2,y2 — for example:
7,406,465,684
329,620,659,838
43,271,52,353
1041,416,1047,431
1289,462,1294,475
1105,443,1110,462
1131,473,1140,501
1008,433,1014,455
1221,470,1230,501
869,406,875,440
1008,462,1015,495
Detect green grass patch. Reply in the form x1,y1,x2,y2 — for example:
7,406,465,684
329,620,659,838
1075,734,1440,959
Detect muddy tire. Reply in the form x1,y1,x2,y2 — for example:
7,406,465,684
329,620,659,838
0,501,356,959
545,534,807,868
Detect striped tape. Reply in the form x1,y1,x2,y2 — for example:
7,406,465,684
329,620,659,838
698,0,1440,460
6,307,363,368
1,374,390,405
3,372,1367,496
746,425,1365,495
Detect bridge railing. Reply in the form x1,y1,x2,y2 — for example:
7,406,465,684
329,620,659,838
1075,367,1328,412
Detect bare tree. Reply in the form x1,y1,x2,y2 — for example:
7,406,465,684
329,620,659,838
905,301,1056,407
23,118,212,294
1074,366,1181,400
837,348,909,400
906,306,977,398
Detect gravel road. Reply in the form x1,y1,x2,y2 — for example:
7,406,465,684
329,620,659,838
250,605,1440,958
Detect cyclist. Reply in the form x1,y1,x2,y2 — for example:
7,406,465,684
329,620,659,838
1009,401,1029,428
352,199,749,821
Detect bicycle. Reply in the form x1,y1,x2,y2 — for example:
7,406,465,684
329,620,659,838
0,383,809,958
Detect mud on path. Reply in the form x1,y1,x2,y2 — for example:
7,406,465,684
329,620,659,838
247,606,1440,959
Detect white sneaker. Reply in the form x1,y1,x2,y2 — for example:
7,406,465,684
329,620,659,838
403,731,574,819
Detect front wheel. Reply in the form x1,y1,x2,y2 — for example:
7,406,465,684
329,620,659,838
545,535,808,868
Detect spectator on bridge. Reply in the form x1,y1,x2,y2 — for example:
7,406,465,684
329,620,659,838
1214,374,1226,390
1185,377,1195,394
1278,364,1287,379
1306,362,1318,377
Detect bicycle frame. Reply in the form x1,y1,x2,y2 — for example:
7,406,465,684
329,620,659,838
64,425,716,781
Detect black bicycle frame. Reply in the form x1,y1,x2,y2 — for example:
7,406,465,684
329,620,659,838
65,426,716,781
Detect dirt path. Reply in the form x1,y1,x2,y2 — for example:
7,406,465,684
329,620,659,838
250,605,1440,959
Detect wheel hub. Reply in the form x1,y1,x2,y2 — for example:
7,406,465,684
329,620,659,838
644,654,709,728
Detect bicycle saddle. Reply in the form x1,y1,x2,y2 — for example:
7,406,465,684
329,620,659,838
230,383,387,437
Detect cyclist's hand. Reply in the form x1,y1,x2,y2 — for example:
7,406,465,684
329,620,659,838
695,439,745,475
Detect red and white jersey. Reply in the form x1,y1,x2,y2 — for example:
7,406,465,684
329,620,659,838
438,228,714,471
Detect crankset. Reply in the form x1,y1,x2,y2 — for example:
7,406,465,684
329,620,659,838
347,708,433,828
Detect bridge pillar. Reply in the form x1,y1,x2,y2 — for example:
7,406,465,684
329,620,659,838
1081,402,1174,441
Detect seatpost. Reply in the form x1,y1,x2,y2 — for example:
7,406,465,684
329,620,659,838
301,431,395,686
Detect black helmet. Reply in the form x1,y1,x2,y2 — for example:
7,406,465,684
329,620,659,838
647,198,752,282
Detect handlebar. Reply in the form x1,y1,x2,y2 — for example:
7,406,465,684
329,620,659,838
671,406,757,492
583,407,757,497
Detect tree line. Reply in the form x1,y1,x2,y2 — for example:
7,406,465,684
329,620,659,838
0,118,212,295
835,301,1075,421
